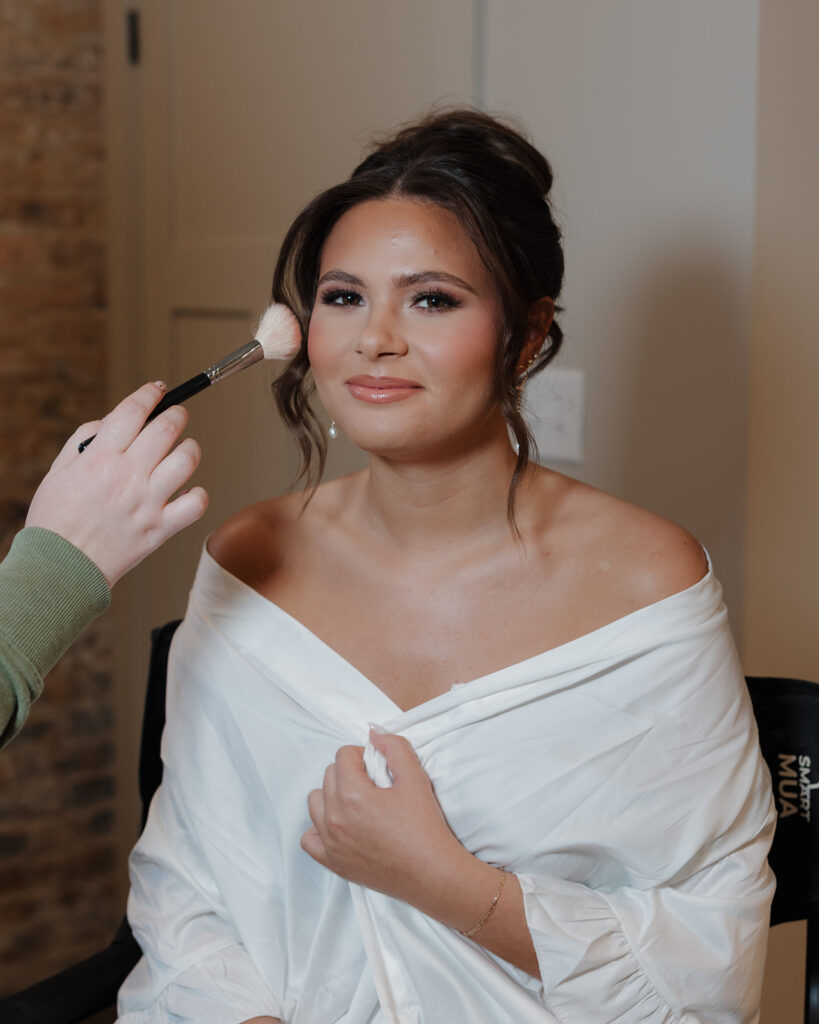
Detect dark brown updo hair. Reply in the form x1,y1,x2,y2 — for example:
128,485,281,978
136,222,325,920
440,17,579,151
271,108,565,520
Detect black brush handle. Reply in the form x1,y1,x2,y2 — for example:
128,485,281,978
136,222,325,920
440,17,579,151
144,372,210,422
77,372,211,452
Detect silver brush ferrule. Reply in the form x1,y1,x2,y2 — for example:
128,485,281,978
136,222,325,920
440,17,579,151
205,340,263,384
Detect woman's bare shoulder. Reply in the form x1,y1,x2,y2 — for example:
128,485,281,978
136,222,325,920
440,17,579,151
206,474,363,590
206,493,302,589
534,470,708,607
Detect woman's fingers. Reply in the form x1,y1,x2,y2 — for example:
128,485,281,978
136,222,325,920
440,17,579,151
300,824,326,863
322,761,339,805
368,731,422,787
303,790,331,865
334,745,367,779
307,789,326,830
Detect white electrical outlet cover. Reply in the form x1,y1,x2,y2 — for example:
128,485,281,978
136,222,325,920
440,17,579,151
523,366,585,464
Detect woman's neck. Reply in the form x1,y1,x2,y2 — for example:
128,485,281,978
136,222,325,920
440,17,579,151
353,427,526,553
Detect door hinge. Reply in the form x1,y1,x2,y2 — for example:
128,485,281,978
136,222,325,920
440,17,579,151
127,9,141,65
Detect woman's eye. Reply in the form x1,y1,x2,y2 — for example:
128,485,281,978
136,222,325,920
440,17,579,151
413,290,460,311
321,289,363,307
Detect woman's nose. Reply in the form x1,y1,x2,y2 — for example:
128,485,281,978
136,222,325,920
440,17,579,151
355,310,409,360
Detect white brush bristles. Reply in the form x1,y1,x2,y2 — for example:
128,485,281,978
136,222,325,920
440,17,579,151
254,303,302,360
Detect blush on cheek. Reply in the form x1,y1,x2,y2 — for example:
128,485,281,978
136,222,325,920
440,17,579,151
306,323,338,376
306,322,321,364
431,320,498,378
307,306,356,357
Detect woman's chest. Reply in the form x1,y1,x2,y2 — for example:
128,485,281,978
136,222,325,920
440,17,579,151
259,554,623,712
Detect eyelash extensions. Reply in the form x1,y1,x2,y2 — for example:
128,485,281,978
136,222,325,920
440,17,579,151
411,290,460,311
319,288,461,311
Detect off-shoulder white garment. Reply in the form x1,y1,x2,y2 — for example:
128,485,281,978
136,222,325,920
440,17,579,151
117,547,775,1024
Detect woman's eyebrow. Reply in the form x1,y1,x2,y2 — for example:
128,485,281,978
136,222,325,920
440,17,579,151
317,269,477,294
393,270,477,294
317,269,363,288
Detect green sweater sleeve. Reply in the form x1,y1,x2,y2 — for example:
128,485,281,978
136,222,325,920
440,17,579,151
0,527,111,749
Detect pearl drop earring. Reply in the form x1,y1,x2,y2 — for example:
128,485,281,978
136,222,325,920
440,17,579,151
328,421,338,440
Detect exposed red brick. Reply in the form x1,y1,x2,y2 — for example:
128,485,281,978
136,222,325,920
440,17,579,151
0,0,116,997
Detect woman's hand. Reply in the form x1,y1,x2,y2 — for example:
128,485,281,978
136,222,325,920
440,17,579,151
25,382,208,586
301,730,467,903
302,729,540,977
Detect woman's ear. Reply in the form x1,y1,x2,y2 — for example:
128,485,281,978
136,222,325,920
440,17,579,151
518,297,555,374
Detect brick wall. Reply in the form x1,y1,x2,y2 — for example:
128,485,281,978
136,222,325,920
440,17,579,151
0,0,118,992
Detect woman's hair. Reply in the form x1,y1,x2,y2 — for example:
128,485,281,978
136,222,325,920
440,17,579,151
271,107,565,522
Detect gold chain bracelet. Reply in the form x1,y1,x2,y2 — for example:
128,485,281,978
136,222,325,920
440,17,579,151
460,870,506,938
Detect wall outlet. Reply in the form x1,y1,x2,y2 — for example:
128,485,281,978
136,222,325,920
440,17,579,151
523,366,585,464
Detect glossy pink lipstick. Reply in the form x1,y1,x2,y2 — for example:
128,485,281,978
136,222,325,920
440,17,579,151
345,375,422,403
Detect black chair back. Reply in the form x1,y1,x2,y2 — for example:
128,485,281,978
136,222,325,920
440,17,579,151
746,676,819,1024
138,619,181,826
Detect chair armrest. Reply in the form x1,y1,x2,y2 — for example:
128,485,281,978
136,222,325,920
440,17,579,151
0,916,140,1024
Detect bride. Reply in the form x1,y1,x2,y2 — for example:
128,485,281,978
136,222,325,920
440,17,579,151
117,109,775,1024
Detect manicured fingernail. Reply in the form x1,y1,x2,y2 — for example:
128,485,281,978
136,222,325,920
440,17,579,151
154,381,167,391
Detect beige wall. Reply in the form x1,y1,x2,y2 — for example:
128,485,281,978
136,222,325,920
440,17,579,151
745,0,819,682
747,1,819,1019
487,0,760,639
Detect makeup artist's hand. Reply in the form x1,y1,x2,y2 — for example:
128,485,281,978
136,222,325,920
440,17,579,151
25,382,208,586
301,730,468,904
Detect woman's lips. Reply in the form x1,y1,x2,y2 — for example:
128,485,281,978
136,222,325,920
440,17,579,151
344,376,423,404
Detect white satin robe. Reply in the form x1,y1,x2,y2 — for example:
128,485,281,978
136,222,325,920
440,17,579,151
117,548,775,1024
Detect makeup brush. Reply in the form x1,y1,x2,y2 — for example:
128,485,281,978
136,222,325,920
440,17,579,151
78,303,302,451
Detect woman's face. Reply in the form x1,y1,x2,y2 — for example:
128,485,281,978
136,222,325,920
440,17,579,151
307,197,505,460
